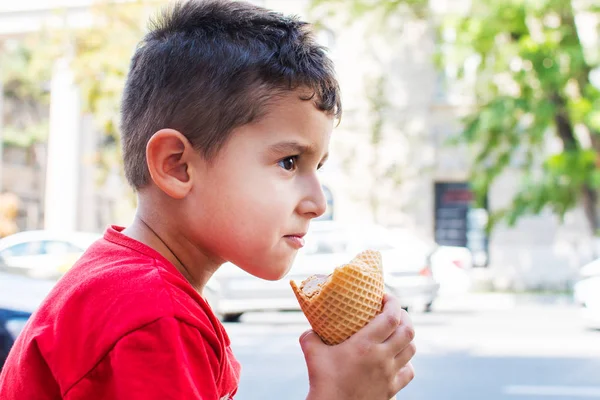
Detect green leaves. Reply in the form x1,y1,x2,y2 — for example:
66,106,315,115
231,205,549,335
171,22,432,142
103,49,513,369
1,0,155,181
313,0,600,233
504,149,597,225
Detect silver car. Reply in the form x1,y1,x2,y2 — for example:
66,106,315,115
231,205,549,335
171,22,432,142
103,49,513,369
208,222,440,322
0,230,100,279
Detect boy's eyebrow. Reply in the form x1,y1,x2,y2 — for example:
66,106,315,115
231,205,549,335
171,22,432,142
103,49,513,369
267,141,329,161
268,141,313,155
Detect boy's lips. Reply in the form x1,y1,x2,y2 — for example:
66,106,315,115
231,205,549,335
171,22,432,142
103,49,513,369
284,233,306,249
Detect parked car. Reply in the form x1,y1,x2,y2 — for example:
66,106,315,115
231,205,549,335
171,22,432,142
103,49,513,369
0,271,57,370
579,258,600,279
0,308,30,371
430,245,474,296
572,256,600,328
0,230,100,279
573,275,600,328
209,222,441,322
387,226,475,297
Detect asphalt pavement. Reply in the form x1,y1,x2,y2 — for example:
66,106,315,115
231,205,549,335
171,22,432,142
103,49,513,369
226,295,600,400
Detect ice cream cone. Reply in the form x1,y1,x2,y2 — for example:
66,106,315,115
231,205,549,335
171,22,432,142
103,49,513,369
290,258,384,345
350,248,383,272
290,249,385,345
291,249,397,399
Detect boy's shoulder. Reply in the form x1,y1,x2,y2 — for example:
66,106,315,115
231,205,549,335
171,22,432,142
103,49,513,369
52,226,216,331
31,225,220,348
4,228,231,398
19,227,224,389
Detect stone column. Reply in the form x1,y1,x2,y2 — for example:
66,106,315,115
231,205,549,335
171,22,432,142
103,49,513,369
44,58,80,231
0,70,4,193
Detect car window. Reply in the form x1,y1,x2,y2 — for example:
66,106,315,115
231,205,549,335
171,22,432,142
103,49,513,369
304,230,350,254
0,241,44,258
352,229,395,252
42,241,83,255
305,228,396,255
388,231,435,255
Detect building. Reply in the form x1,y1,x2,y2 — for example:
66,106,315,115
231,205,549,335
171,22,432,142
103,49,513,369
1,0,596,289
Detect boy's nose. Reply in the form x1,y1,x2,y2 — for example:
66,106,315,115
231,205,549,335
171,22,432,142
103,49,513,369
298,181,327,219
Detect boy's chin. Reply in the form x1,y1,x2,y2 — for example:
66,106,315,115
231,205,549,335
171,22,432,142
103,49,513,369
240,261,293,281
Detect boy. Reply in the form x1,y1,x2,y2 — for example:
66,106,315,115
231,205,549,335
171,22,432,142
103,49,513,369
0,0,416,399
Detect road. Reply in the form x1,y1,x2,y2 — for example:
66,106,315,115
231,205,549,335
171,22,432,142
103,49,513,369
225,296,600,400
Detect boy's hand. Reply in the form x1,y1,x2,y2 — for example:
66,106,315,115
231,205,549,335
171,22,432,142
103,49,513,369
301,294,416,400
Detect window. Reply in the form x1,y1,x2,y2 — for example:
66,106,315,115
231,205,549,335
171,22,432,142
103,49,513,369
42,241,82,255
0,241,44,258
0,240,82,259
305,227,395,255
305,230,349,255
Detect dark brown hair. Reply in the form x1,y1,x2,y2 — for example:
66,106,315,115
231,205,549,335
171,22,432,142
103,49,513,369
120,0,341,189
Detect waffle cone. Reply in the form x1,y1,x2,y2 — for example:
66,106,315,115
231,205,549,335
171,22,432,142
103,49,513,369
290,250,385,346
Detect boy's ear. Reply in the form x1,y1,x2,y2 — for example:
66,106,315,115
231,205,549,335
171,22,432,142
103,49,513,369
146,129,196,199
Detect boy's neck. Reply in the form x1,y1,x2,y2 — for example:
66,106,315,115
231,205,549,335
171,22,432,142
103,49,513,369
122,213,219,297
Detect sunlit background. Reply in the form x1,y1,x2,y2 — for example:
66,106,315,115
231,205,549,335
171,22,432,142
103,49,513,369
1,0,600,399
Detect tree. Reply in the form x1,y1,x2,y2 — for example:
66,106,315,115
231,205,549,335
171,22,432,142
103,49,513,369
362,72,432,225
313,0,600,235
1,37,52,150
1,0,162,192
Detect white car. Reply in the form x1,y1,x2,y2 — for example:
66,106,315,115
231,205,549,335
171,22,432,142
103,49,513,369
430,245,474,296
209,222,440,322
574,276,600,328
0,230,100,279
579,258,600,278
573,257,600,328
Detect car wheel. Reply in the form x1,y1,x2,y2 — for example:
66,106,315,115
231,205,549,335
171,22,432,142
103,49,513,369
405,303,433,314
424,301,433,313
222,313,243,323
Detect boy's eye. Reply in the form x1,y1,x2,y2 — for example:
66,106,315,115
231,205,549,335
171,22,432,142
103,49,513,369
278,156,297,171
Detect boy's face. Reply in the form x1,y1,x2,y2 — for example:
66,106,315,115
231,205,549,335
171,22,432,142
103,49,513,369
189,91,333,280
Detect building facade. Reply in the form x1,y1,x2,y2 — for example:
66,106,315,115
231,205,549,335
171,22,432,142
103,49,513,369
1,0,595,289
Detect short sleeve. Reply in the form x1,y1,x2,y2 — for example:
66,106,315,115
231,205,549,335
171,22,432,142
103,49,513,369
64,317,223,400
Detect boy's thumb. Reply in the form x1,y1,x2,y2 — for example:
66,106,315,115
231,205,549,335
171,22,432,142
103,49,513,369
299,330,322,357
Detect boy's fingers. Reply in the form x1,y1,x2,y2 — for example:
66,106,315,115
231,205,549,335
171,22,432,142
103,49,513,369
383,326,416,359
394,341,417,370
392,362,416,394
359,294,406,343
299,330,323,358
384,312,415,350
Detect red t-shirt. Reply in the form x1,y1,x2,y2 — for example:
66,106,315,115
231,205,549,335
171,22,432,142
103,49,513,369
0,226,241,399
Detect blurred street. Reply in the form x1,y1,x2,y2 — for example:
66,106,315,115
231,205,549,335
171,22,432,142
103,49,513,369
228,297,600,400
2,0,600,399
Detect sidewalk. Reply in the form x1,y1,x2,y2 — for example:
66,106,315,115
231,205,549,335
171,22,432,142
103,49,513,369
433,292,575,312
